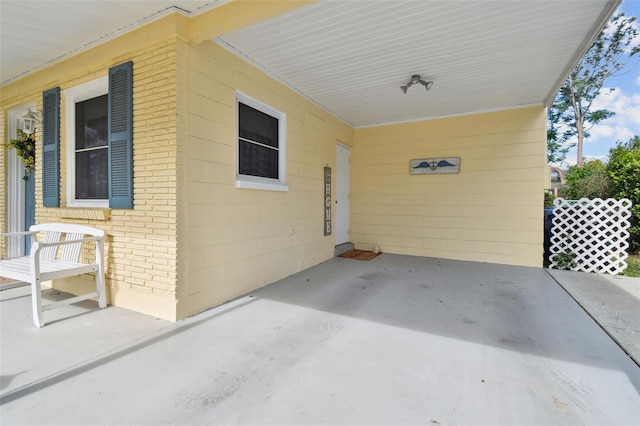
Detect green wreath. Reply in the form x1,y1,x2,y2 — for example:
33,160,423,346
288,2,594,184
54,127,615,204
5,129,36,180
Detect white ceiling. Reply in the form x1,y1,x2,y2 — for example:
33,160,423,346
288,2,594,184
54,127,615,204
218,0,618,127
1,0,618,127
0,0,220,85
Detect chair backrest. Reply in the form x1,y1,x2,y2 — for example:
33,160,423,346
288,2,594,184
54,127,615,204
41,231,62,260
61,232,85,262
30,223,105,263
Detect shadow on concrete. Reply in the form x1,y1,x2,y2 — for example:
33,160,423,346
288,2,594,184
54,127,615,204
2,254,639,413
253,254,640,392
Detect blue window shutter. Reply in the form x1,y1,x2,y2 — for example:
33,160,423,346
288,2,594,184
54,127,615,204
42,87,60,207
108,61,133,209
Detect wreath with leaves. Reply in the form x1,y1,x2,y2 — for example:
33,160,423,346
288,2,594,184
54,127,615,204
5,129,36,180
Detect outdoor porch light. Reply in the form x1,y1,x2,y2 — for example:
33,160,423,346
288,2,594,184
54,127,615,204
20,108,42,135
401,74,433,93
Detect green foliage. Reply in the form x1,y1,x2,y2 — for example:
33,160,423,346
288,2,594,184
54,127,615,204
561,137,640,253
624,255,640,277
606,138,640,252
563,160,612,199
4,129,36,181
547,12,640,165
544,191,556,207
625,135,640,149
553,249,578,270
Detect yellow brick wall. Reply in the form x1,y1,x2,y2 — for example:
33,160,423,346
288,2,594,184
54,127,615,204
0,15,187,320
176,41,353,318
351,107,547,267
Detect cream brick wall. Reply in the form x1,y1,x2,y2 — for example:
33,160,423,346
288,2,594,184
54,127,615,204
177,41,353,318
0,15,187,320
351,107,547,267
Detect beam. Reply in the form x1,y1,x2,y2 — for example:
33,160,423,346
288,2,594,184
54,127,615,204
189,0,317,44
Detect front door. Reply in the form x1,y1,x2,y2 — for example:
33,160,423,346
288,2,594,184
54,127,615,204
7,106,36,257
335,143,350,245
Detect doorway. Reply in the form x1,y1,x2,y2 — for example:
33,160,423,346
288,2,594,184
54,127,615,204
335,143,350,245
7,106,36,256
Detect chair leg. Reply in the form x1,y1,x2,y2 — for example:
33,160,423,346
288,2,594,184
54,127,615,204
96,240,107,308
31,278,45,328
96,271,106,308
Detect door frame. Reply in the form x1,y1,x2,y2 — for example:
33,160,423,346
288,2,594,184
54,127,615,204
335,142,350,245
7,104,35,257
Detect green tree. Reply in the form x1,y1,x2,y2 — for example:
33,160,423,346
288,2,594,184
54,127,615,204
606,137,640,252
563,160,612,199
547,12,640,165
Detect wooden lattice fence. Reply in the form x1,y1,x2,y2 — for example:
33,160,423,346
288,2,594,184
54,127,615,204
549,198,632,274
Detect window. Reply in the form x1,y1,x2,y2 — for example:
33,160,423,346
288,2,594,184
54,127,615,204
65,78,109,206
236,93,287,191
46,61,133,209
76,95,109,200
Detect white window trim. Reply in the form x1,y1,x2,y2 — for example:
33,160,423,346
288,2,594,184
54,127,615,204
236,91,288,192
64,76,109,207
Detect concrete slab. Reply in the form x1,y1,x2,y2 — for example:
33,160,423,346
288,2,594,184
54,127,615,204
547,268,640,366
1,255,639,425
0,286,174,396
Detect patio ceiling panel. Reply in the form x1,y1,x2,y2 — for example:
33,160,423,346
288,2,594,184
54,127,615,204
1,0,618,128
216,0,618,127
0,0,220,85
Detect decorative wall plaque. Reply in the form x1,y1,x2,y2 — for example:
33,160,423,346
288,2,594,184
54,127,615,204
410,157,460,175
324,166,332,235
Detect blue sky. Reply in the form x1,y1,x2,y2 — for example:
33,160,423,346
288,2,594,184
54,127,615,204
559,0,640,167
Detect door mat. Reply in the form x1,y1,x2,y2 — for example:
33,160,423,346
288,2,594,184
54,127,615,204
0,276,20,285
339,249,381,261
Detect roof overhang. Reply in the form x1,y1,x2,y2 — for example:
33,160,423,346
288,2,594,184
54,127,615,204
1,0,620,127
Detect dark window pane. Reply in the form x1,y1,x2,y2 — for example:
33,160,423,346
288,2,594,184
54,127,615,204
76,149,108,199
76,95,108,150
239,140,279,179
239,103,278,148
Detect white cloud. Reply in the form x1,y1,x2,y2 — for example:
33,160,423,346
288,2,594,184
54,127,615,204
588,124,616,140
586,154,610,163
549,87,639,167
590,88,640,144
589,124,634,143
559,153,609,168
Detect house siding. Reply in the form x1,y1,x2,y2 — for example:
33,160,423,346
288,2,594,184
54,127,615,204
2,7,547,323
351,106,547,267
177,41,353,319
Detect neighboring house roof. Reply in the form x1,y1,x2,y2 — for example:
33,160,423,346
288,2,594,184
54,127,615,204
550,166,566,189
0,0,619,127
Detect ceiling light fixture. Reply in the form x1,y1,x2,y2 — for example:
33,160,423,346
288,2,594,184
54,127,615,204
401,74,433,93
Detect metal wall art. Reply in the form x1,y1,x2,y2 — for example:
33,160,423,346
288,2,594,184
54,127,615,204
410,157,460,175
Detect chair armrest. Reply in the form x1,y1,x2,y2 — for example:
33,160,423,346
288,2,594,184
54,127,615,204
0,231,37,238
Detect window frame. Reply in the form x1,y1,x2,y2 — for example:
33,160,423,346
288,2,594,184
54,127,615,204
236,92,288,192
65,77,109,207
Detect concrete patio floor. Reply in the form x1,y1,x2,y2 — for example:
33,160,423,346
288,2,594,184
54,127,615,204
1,254,639,425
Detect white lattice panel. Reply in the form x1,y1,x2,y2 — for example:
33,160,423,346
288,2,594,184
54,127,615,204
549,198,631,274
